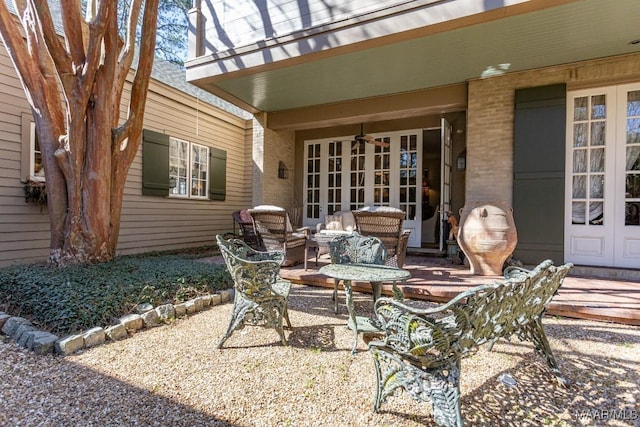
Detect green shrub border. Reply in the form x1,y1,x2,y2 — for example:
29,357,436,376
0,248,232,336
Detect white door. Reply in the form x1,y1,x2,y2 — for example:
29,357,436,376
303,130,423,248
565,84,640,268
397,131,422,248
439,118,453,251
615,83,640,267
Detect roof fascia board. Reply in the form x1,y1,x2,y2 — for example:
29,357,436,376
186,0,577,83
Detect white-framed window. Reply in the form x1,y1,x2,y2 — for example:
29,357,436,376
168,137,209,198
28,122,45,181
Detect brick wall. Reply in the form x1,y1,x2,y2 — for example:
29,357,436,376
252,114,296,209
466,52,640,205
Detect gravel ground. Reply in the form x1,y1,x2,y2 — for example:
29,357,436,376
1,284,639,427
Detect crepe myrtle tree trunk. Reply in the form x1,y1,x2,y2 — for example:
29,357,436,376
0,0,159,265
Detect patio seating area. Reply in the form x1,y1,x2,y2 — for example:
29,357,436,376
200,234,639,426
2,280,638,426
280,252,640,327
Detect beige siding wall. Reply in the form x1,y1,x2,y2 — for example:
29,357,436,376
466,52,640,205
0,45,253,266
0,46,50,266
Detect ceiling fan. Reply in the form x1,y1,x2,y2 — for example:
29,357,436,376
351,123,390,149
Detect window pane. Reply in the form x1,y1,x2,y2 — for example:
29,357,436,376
627,90,640,116
572,202,586,224
33,136,44,177
627,118,640,144
626,202,640,226
589,202,604,225
169,139,189,196
574,97,588,121
590,175,604,198
573,123,587,147
627,174,640,198
591,95,606,119
573,149,587,173
190,144,208,198
627,147,640,171
590,122,605,146
590,148,605,172
573,175,586,198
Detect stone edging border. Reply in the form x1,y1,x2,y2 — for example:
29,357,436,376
0,288,235,356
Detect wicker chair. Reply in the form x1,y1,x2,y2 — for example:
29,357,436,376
248,206,310,267
231,209,261,249
215,235,292,348
352,207,411,268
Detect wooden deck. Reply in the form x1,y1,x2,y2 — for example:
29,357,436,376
279,254,640,326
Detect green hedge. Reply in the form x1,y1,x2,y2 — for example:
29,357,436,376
0,251,232,336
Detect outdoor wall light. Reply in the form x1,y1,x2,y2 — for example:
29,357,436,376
457,150,467,171
278,161,289,179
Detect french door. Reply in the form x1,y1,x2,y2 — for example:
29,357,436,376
303,130,423,247
439,118,453,251
565,83,640,268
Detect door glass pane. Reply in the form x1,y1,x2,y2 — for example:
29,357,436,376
627,118,640,144
590,175,604,198
573,123,587,147
572,202,586,224
590,122,605,145
573,149,587,173
627,90,640,116
627,174,640,197
626,202,640,226
573,175,586,198
626,147,640,171
590,148,605,172
589,202,604,225
574,97,588,121
591,95,606,119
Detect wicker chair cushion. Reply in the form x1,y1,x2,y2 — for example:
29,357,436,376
325,215,343,231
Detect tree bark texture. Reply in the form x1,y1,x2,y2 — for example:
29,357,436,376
0,0,159,265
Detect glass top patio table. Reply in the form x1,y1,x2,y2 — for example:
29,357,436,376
319,263,411,354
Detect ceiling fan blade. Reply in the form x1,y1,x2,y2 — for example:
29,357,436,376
363,135,390,148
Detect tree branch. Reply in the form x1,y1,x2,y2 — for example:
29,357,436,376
83,0,112,89
0,1,38,90
31,1,72,76
59,0,85,68
114,0,158,150
112,0,143,131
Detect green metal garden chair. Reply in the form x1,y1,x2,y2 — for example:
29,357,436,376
328,232,387,312
216,234,292,348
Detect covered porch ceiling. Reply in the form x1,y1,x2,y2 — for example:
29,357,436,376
185,0,640,130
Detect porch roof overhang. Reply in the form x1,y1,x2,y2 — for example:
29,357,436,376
185,0,640,130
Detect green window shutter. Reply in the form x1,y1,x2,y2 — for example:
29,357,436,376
513,84,566,264
142,129,170,197
209,147,226,201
